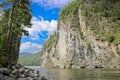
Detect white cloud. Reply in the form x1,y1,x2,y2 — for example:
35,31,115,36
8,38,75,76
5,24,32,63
31,36,40,40
20,42,42,53
25,17,57,38
20,17,57,53
31,0,73,9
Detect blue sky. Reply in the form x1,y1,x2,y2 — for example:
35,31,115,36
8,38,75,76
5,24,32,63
20,0,73,53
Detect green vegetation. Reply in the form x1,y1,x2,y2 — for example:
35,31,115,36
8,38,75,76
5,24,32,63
60,0,83,26
44,33,57,50
18,53,41,66
82,0,120,44
65,61,73,66
41,33,58,56
60,0,83,21
60,0,83,36
0,0,32,66
60,0,120,44
76,26,83,36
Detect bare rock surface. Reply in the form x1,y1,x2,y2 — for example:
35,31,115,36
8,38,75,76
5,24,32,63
40,2,120,69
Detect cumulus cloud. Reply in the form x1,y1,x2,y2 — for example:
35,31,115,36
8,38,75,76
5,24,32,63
24,17,57,39
31,0,73,9
20,42,42,53
20,17,57,53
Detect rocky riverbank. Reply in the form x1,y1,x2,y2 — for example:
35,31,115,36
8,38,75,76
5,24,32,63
0,64,47,80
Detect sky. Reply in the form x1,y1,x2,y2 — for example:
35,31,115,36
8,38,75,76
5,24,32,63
20,0,73,54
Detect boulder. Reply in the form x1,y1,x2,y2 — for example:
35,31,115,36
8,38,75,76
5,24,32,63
0,68,11,75
0,64,40,80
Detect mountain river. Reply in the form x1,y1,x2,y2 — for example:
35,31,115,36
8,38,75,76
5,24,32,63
27,66,120,80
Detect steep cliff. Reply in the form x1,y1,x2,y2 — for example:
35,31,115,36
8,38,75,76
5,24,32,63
40,0,120,68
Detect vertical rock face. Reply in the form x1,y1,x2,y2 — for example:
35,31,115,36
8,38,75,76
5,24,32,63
41,0,120,68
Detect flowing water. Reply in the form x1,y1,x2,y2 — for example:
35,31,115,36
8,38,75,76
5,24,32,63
28,67,120,80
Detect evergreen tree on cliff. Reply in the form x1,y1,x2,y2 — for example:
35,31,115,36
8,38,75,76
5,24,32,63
0,0,32,66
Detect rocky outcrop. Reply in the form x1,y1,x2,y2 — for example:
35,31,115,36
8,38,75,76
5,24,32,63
0,64,39,80
40,0,120,69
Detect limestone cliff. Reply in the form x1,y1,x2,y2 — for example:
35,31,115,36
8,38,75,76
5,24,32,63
40,0,120,68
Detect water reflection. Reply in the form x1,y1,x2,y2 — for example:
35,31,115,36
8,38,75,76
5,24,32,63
33,67,120,80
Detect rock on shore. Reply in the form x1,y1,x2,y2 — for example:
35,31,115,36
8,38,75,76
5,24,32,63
0,64,40,80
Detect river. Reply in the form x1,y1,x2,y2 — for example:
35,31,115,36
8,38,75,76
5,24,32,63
27,66,120,80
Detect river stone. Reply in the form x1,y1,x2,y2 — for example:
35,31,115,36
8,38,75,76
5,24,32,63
19,67,25,74
34,73,39,77
15,64,23,69
12,69,20,78
27,70,34,77
41,76,47,80
0,64,40,80
11,66,16,70
0,73,15,80
3,76,15,80
27,77,34,80
0,68,11,75
19,74,25,77
17,78,29,80
0,64,2,67
34,71,39,74
33,71,39,77
0,73,4,79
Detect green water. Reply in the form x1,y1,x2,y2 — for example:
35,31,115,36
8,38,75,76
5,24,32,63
32,67,120,80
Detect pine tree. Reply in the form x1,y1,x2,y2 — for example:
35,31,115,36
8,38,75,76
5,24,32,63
0,0,32,66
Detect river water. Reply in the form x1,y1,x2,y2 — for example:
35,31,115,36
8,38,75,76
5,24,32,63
28,67,120,80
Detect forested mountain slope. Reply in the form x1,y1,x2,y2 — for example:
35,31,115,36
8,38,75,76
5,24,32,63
18,53,41,66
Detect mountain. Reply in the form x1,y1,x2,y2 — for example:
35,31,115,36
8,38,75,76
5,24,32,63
40,0,120,68
19,52,32,56
18,52,41,66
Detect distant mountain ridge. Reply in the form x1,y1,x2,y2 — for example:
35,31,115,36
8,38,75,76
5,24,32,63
19,52,32,56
